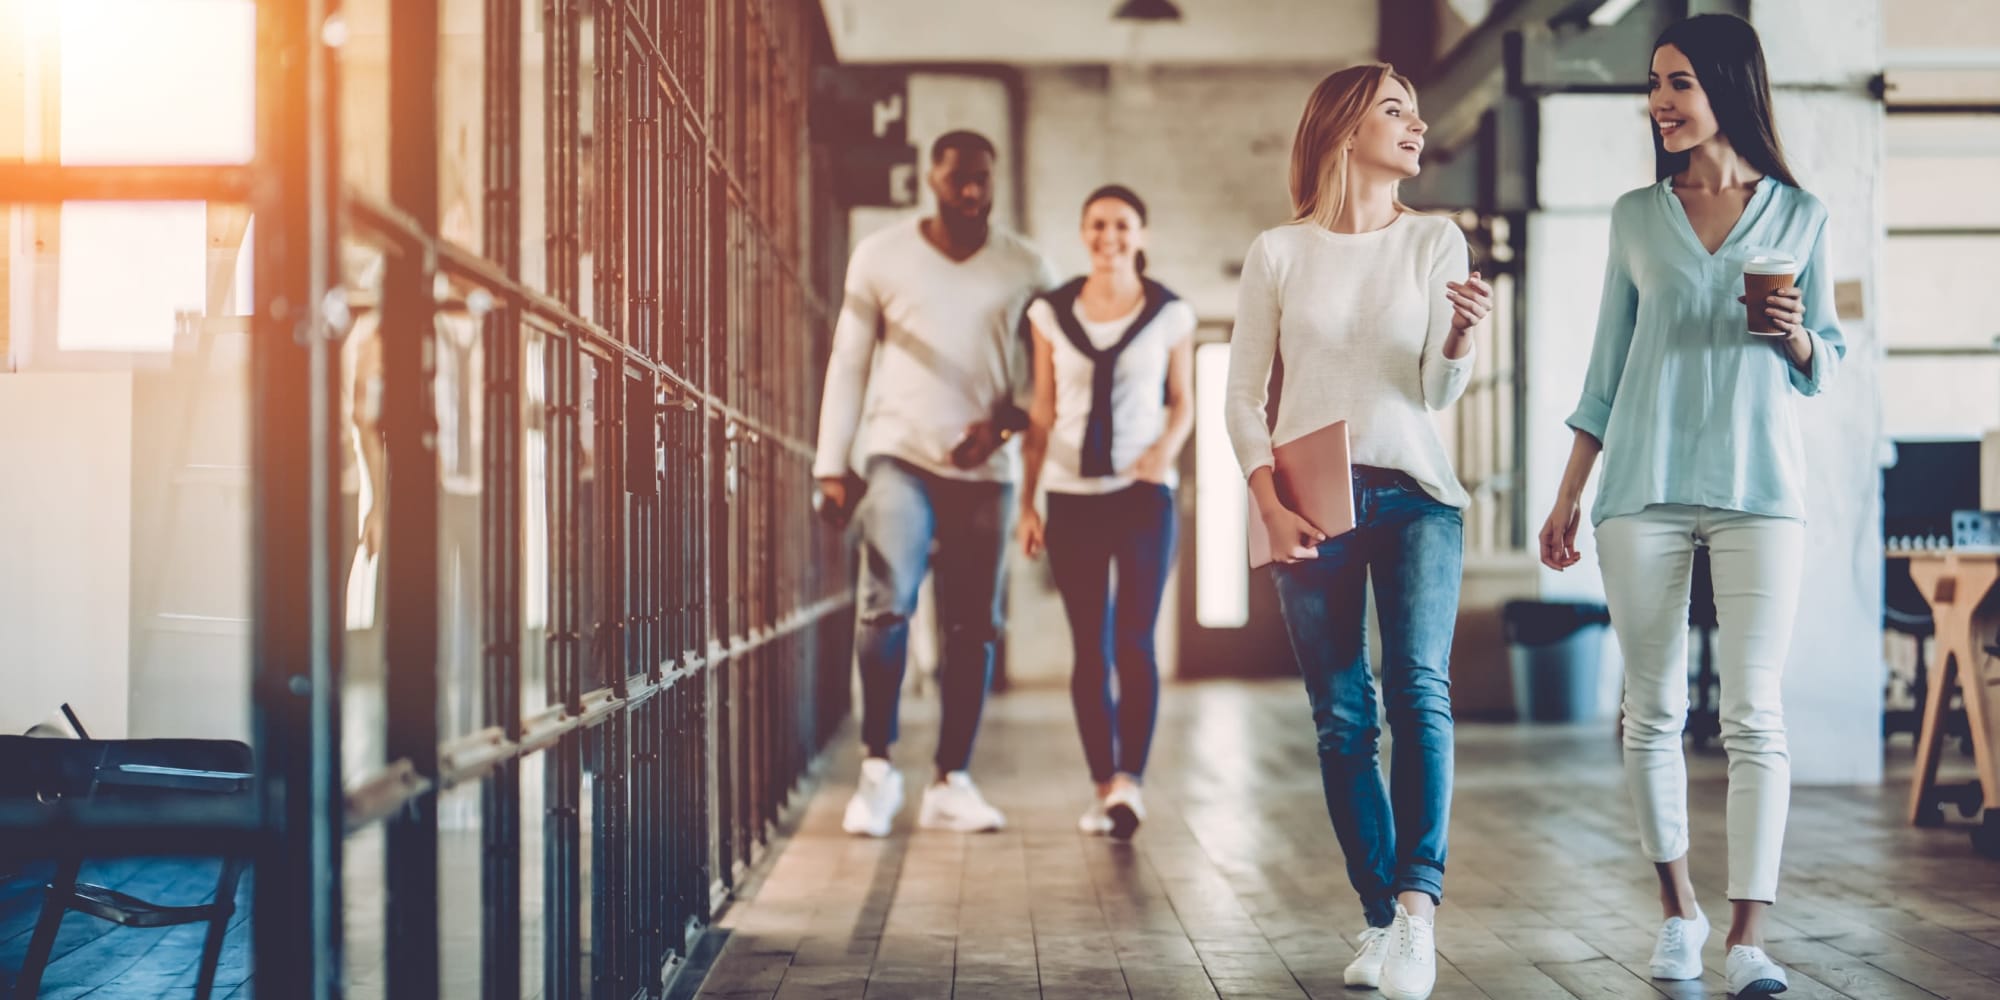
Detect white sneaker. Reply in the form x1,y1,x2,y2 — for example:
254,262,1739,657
1105,783,1145,840
1380,903,1437,1000
841,758,903,838
1343,925,1393,988
1649,908,1710,980
1726,944,1789,997
918,771,1007,832
1078,799,1113,836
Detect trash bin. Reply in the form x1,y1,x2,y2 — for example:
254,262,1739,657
1502,600,1613,723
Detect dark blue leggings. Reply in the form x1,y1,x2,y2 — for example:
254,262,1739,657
1044,483,1177,783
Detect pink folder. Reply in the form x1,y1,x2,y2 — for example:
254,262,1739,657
1247,420,1357,569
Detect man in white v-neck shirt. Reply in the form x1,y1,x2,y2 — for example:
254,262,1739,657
813,130,1058,837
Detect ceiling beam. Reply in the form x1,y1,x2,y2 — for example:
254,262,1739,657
816,0,1376,66
1415,0,1602,154
1378,0,1442,77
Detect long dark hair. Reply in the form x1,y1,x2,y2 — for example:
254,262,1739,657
1651,14,1800,188
1083,184,1150,275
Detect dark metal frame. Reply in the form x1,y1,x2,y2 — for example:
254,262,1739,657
0,1,850,997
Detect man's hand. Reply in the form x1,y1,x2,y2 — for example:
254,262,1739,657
817,477,849,512
815,475,862,527
950,420,1006,469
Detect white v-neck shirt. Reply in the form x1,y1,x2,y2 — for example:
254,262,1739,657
814,218,1058,482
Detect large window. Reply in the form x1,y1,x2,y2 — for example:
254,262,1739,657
7,0,256,368
1,2,256,740
1880,1,2000,439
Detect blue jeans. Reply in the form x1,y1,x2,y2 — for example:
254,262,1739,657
1044,483,1177,784
853,457,1012,773
1270,466,1462,928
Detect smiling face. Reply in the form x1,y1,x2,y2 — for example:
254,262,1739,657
1349,74,1426,180
1650,43,1720,154
1080,196,1145,273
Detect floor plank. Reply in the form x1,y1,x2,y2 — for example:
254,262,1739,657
697,681,2000,999
0,859,252,1000
9,678,1998,998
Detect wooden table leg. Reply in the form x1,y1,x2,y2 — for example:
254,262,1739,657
1968,607,2000,857
1905,557,2000,828
1963,607,2000,811
1907,636,1959,826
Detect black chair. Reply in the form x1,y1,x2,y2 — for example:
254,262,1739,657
1883,553,1937,743
1,721,252,1000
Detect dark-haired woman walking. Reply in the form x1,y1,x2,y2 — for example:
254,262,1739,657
1539,15,1845,997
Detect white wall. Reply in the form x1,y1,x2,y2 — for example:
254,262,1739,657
1525,211,1609,602
0,362,252,741
1755,0,1887,786
124,360,254,743
0,373,135,737
850,72,1016,248
1020,63,1324,321
1526,95,1653,604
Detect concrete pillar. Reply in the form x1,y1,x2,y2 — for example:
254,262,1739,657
1522,6,1884,784
1524,94,1653,607
1754,0,1886,785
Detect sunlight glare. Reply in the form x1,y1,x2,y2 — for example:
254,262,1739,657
55,0,256,165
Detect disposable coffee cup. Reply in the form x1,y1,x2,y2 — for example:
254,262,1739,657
1742,253,1798,337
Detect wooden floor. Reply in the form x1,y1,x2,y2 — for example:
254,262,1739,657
693,680,2000,1000
0,859,252,999
5,682,1996,999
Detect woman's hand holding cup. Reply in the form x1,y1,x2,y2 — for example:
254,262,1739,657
1739,253,1803,340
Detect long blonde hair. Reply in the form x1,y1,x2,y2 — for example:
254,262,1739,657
1288,63,1416,228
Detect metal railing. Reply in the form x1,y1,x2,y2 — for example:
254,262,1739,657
0,1,851,997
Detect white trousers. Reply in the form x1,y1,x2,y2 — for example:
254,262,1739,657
1596,504,1803,903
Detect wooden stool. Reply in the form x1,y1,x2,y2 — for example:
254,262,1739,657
1897,551,2000,857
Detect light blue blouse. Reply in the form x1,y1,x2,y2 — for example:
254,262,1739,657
1567,176,1845,525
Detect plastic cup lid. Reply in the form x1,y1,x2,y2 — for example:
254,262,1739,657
1743,253,1797,275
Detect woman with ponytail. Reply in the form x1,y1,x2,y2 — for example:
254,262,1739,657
1016,185,1196,841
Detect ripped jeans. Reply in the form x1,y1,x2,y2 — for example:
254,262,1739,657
852,456,1013,773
